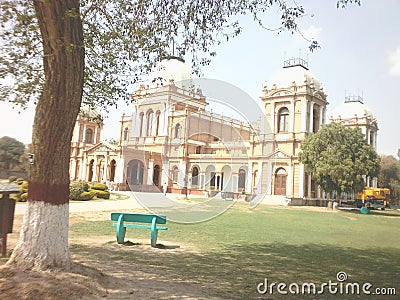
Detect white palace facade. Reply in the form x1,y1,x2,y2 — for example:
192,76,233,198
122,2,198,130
69,56,378,203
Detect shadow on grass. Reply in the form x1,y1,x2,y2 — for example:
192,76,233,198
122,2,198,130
71,242,400,299
339,208,400,218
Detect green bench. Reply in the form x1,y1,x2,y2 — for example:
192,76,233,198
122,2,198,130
111,212,168,247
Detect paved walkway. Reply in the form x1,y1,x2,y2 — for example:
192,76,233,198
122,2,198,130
13,191,206,215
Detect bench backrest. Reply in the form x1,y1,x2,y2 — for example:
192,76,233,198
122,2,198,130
111,212,167,224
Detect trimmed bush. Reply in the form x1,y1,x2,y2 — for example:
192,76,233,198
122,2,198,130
79,191,94,201
89,189,110,199
20,192,28,202
15,178,25,185
8,176,17,183
20,181,28,191
16,181,28,202
69,181,90,200
96,190,110,199
91,183,108,191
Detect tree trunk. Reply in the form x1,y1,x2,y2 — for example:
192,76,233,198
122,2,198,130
7,0,84,270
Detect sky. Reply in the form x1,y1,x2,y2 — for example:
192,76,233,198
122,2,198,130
0,1,399,156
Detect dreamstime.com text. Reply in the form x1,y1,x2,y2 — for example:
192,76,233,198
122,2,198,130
257,272,396,296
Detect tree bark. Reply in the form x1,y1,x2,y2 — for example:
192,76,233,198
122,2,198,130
7,0,84,270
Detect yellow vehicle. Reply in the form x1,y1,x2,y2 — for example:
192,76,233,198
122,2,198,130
356,187,391,209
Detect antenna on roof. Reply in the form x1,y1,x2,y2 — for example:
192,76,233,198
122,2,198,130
283,49,309,70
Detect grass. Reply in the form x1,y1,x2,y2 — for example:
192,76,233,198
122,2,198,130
70,204,400,299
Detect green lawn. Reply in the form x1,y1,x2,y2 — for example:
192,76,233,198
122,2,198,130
70,204,400,299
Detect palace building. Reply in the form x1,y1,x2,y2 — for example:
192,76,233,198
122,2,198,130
69,56,378,204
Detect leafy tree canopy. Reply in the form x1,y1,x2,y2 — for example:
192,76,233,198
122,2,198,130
379,155,400,200
0,136,26,170
0,0,360,112
299,122,380,195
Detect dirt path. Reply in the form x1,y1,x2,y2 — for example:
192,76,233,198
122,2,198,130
1,210,223,300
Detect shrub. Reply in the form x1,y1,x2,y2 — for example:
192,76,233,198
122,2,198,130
16,181,28,202
20,192,28,202
96,190,110,199
15,178,25,185
69,181,90,200
20,181,28,191
91,183,108,191
8,176,17,183
78,191,94,201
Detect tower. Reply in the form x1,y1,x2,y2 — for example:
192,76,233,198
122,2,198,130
260,58,328,198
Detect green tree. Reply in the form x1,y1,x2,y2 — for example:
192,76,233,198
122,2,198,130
0,136,26,170
299,122,380,199
379,155,400,201
0,0,360,270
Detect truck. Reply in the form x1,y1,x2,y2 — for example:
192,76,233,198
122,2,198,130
355,187,391,209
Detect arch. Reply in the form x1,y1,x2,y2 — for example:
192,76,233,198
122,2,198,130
221,165,232,192
172,165,179,182
153,164,160,187
88,159,94,181
110,159,116,182
191,166,199,187
205,165,216,189
146,109,154,136
277,107,289,133
238,168,246,192
195,145,201,154
274,167,287,195
174,123,181,138
127,159,144,186
313,107,319,133
123,127,129,141
85,128,93,143
139,112,144,137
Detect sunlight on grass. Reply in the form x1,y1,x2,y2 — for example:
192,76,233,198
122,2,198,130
69,204,400,299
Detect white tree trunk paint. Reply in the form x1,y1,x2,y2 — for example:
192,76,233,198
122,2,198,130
7,201,70,271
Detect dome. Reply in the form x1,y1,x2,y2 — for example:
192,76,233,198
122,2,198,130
268,63,322,91
148,56,191,88
332,98,374,120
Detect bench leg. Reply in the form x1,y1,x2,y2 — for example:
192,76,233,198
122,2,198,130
116,215,126,244
150,217,158,247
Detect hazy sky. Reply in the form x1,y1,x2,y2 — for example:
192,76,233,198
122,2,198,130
0,1,399,156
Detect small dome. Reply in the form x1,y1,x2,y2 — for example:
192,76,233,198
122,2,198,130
332,99,374,120
269,65,323,91
79,104,103,124
148,56,191,88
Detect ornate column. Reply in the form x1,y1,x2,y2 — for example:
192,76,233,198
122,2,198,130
301,100,308,133
309,101,315,133
298,164,304,198
147,159,154,185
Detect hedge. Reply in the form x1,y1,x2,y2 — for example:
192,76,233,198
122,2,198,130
91,183,108,191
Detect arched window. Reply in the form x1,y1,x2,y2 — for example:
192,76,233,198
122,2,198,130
127,159,144,186
146,110,154,136
155,111,161,136
195,146,201,154
174,123,181,138
123,127,129,141
274,168,287,195
139,113,144,137
313,107,319,133
238,168,246,191
85,128,93,143
192,166,199,186
88,159,94,181
153,165,160,186
172,166,179,182
110,160,116,182
278,107,289,133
